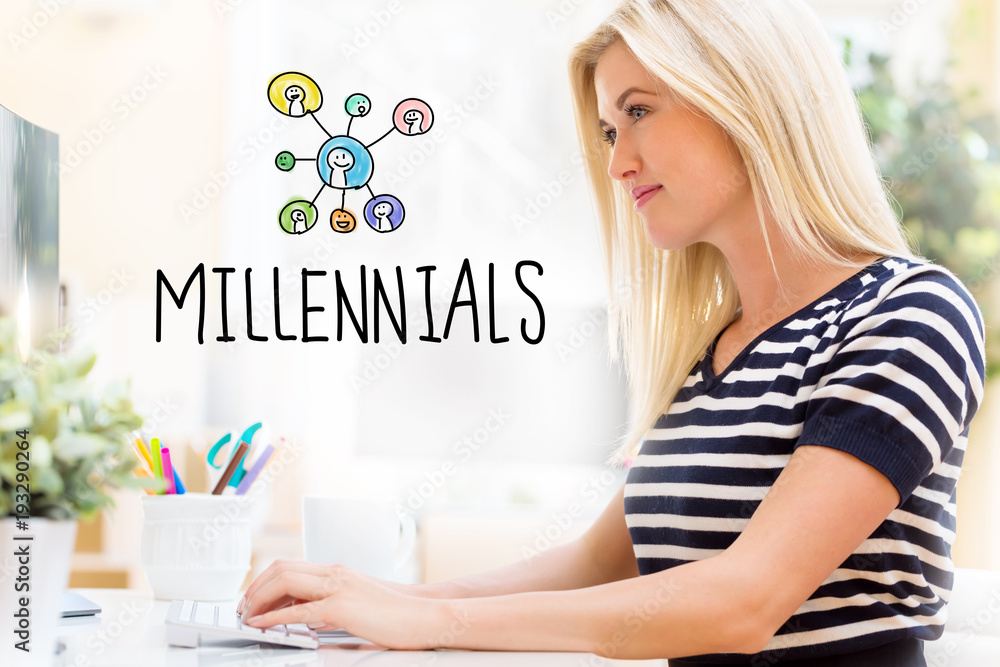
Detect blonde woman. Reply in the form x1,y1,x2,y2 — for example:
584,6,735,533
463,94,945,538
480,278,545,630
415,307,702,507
238,1,984,664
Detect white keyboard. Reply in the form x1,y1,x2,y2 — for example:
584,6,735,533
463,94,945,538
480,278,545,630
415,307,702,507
166,599,353,649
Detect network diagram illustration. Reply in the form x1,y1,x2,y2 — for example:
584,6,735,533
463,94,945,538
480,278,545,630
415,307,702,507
267,71,434,235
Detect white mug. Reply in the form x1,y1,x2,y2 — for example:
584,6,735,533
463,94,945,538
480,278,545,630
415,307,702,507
302,495,416,580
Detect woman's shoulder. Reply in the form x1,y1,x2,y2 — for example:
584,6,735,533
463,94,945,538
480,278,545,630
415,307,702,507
832,256,986,388
843,256,983,335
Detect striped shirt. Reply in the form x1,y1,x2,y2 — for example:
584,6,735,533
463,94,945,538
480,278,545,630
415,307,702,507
623,256,986,662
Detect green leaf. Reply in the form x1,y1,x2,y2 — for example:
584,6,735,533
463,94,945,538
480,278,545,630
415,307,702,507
51,432,110,462
0,400,32,431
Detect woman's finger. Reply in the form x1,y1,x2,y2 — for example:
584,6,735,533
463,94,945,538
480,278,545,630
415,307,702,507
245,600,324,628
240,560,333,611
243,570,338,620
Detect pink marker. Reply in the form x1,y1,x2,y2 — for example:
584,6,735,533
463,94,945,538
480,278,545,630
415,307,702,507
160,447,177,495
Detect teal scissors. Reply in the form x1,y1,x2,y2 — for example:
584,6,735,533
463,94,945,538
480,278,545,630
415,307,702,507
206,422,263,490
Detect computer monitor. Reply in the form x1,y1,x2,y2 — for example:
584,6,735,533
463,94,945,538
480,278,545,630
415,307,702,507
0,102,60,349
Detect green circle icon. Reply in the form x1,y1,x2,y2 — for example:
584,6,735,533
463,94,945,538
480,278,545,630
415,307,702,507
275,151,295,171
345,93,371,118
279,200,317,235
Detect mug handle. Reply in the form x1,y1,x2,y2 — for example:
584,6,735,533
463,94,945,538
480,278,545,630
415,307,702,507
393,511,417,571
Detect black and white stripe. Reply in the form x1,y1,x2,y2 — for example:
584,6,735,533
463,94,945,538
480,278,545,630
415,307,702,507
624,257,985,661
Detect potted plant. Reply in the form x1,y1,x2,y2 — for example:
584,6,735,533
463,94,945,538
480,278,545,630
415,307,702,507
0,316,151,665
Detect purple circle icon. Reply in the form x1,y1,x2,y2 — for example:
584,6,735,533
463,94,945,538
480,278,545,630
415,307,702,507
364,195,404,233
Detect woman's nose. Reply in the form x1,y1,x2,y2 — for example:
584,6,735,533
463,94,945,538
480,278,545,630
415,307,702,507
607,135,639,182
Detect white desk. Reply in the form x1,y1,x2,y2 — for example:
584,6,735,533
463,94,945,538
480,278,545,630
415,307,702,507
57,589,669,667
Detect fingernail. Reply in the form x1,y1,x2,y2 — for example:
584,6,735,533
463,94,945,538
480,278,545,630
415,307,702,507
243,615,256,625
237,597,245,614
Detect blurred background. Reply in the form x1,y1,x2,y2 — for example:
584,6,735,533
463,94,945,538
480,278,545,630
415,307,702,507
0,0,998,590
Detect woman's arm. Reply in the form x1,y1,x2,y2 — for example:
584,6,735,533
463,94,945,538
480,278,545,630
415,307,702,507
432,444,901,659
391,483,639,599
241,445,897,656
390,539,600,599
435,550,759,657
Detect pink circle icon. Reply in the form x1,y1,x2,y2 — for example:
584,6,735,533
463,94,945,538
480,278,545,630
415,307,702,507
393,99,434,136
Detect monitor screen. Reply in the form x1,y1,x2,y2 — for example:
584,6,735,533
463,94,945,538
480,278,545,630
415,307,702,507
0,102,59,351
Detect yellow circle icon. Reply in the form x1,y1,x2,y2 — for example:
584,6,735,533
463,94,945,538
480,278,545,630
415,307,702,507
267,72,322,117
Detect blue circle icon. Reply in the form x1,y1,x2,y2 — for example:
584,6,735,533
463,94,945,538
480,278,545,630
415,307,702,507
365,194,404,233
316,136,373,190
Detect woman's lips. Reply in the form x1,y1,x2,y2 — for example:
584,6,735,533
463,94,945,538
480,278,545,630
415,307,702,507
632,185,662,210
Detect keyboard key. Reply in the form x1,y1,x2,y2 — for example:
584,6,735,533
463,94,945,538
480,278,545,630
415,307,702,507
166,599,321,649
288,628,317,638
219,610,242,629
192,602,217,626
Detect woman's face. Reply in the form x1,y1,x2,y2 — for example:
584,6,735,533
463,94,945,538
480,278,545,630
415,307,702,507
594,41,752,251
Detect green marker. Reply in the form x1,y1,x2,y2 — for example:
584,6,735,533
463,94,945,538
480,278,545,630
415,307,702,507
151,437,164,493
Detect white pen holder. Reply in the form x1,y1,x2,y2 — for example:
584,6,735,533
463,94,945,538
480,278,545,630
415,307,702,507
140,493,254,601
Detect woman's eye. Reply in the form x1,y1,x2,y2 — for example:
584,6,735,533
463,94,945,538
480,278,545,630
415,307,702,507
601,129,616,146
625,103,647,121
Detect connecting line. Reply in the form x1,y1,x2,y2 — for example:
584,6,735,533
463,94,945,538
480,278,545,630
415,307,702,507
365,127,395,148
346,117,354,137
309,111,334,139
341,189,345,209
366,183,376,200
311,183,326,206
296,157,316,161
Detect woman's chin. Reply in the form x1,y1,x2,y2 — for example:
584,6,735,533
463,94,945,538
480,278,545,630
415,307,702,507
640,216,677,250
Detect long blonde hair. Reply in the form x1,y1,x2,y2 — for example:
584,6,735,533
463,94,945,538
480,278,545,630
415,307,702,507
568,0,920,468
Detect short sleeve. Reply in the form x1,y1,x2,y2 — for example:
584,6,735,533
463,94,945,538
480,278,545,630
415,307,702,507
797,267,986,507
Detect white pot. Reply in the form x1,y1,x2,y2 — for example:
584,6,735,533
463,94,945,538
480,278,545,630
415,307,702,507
0,517,77,667
140,493,253,601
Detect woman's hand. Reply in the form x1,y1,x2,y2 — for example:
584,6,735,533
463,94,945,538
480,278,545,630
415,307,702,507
237,559,448,650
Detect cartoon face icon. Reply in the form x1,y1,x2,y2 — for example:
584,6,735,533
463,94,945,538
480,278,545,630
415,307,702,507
327,148,355,171
345,94,371,117
373,202,393,219
284,85,305,102
403,109,423,133
278,199,316,235
275,151,295,171
331,208,357,233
